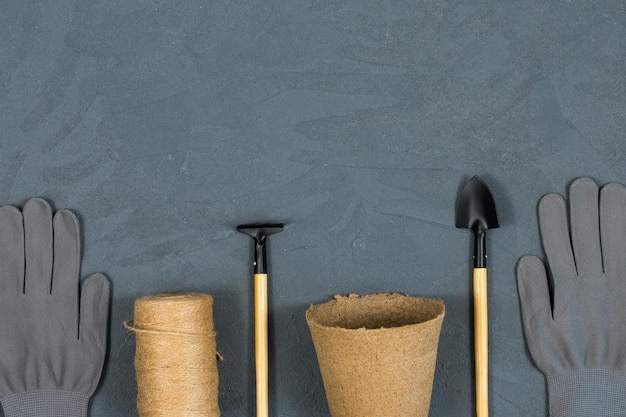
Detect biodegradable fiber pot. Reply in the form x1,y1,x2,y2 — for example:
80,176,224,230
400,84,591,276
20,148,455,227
306,293,445,417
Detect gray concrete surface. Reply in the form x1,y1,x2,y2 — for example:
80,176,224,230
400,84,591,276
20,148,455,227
1,1,624,415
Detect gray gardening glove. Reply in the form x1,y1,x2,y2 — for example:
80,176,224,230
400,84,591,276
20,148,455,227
0,198,110,417
517,178,626,417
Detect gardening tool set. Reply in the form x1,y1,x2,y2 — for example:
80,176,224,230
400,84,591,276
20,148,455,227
0,176,624,416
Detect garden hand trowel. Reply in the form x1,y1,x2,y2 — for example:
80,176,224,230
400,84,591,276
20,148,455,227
455,176,499,417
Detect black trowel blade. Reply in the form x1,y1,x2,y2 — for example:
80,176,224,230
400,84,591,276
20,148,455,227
455,176,499,233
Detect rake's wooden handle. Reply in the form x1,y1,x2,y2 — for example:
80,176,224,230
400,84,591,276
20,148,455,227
255,273,269,417
474,267,488,417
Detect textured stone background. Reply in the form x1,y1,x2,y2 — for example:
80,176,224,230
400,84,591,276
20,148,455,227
1,1,624,415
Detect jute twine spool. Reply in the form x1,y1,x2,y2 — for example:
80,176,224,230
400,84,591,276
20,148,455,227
124,293,220,417
306,293,445,417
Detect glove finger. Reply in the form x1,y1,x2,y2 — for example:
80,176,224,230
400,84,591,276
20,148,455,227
23,198,54,296
568,178,602,278
516,255,556,374
79,273,110,349
0,205,25,297
600,182,626,276
538,193,578,282
51,209,81,328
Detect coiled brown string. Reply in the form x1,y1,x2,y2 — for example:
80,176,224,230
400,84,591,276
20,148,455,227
124,293,220,416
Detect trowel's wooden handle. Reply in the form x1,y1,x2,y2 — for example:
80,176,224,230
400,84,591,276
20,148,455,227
474,268,488,417
255,273,269,417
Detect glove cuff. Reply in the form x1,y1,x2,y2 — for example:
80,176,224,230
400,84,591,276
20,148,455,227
547,369,626,417
1,390,89,417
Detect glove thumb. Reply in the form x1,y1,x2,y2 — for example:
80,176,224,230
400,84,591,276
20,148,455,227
517,255,555,373
79,273,111,350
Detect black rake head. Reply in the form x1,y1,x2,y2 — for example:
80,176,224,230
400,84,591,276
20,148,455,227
237,223,284,274
236,224,284,244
